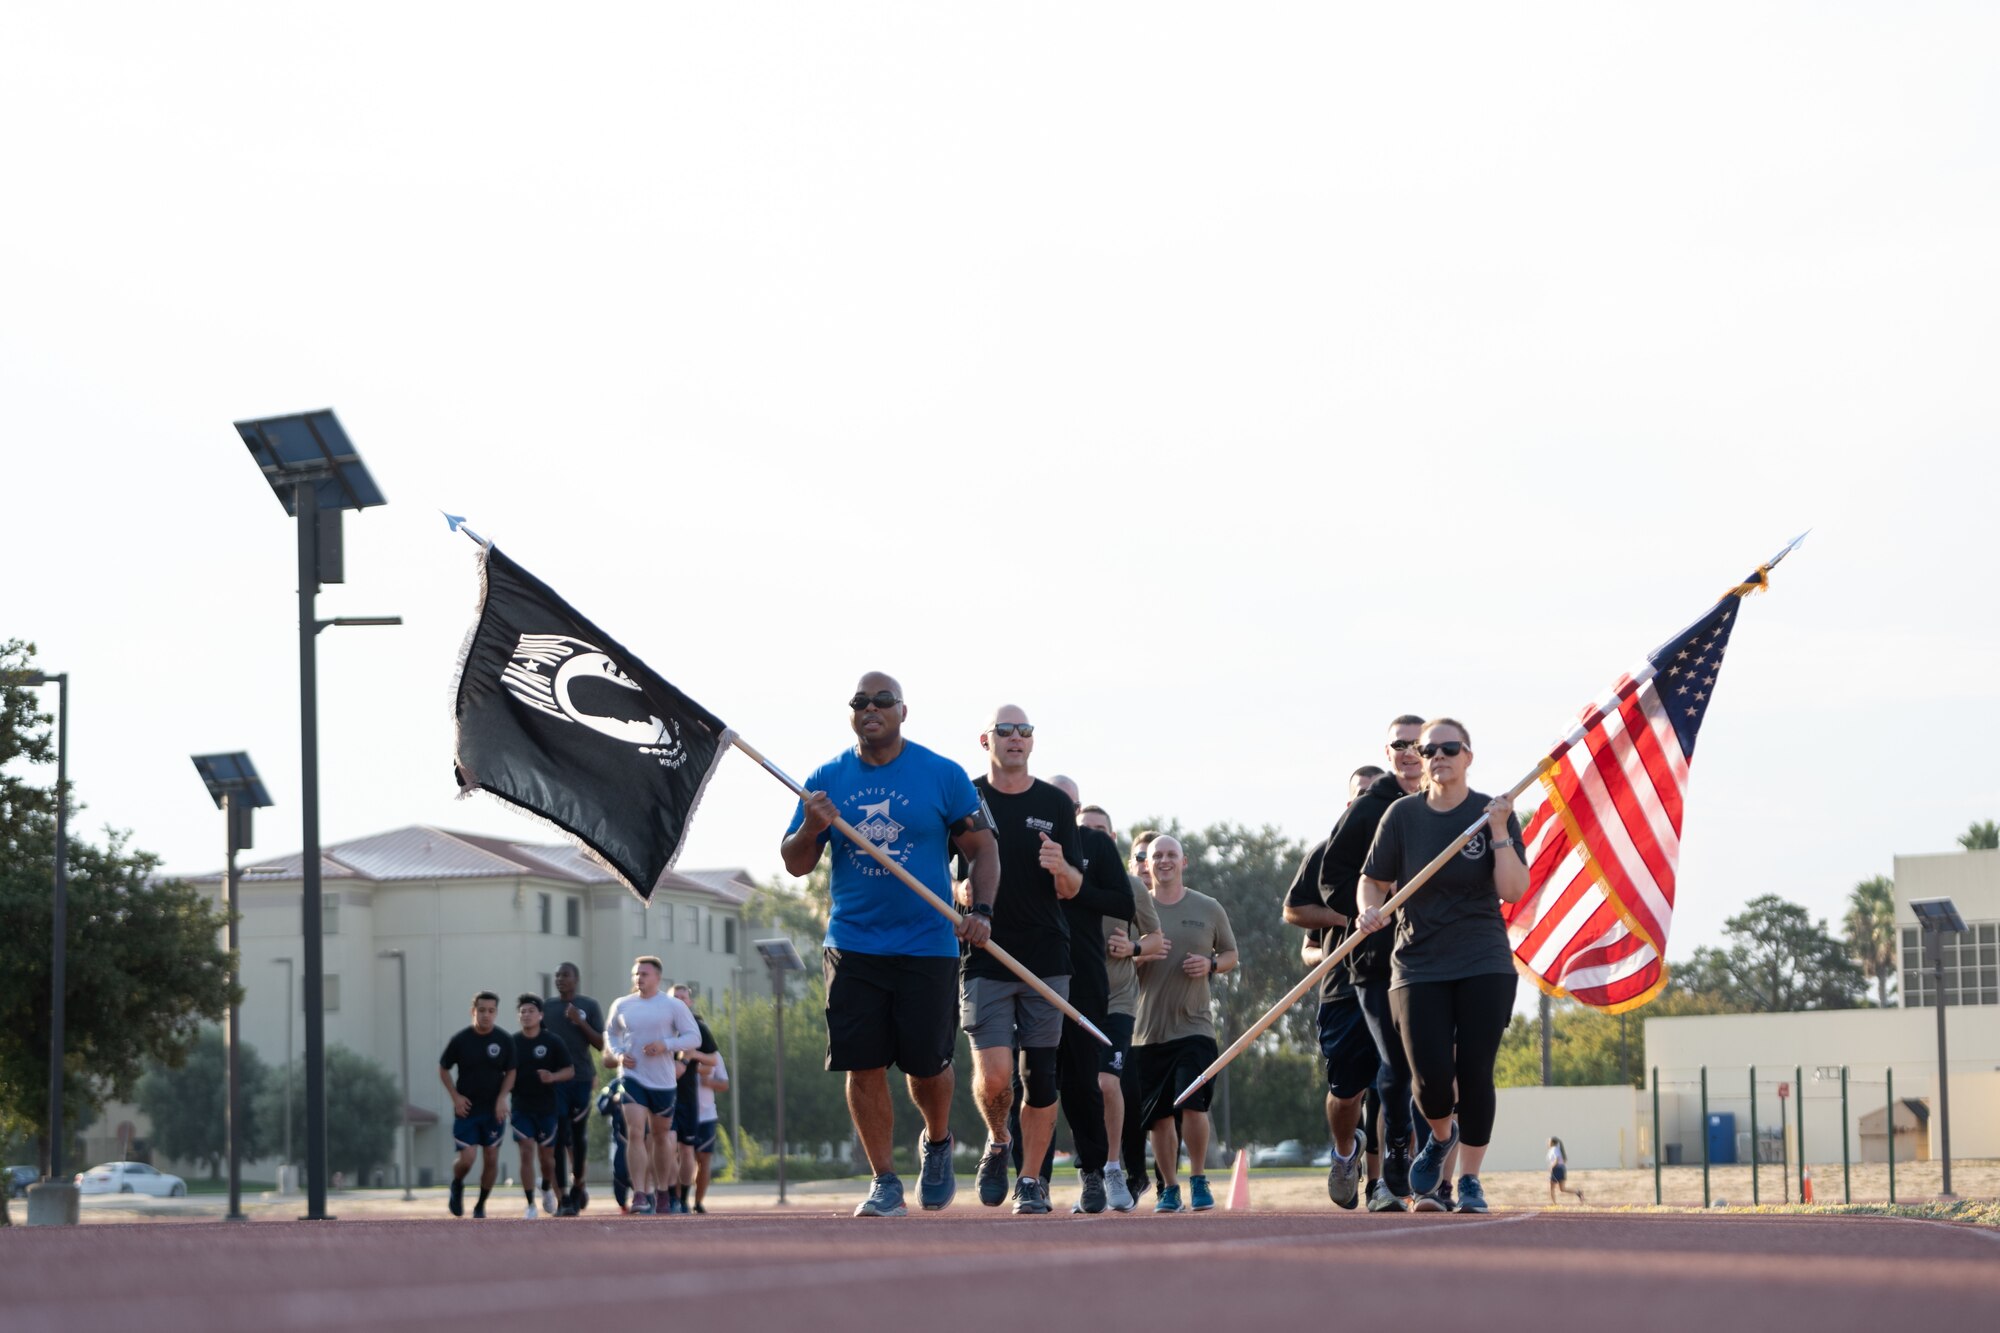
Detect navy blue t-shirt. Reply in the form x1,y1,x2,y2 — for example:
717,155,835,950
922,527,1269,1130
786,740,981,958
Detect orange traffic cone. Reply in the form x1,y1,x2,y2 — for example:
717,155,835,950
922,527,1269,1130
1801,1166,1814,1204
1226,1148,1251,1211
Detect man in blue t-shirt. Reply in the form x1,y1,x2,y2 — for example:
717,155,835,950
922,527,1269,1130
782,671,999,1218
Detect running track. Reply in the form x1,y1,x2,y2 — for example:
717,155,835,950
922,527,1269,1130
5,1209,1995,1332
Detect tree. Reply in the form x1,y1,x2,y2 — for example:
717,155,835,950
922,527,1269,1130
744,864,827,942
1495,987,1749,1089
2,642,238,1177
1958,820,1998,851
1843,875,1898,1006
256,1045,400,1184
1677,894,1867,1012
135,1029,269,1179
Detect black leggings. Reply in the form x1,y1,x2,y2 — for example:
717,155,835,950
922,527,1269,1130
1389,973,1517,1148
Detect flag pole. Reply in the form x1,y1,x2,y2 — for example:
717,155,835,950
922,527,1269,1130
1171,767,1544,1108
1171,532,1810,1108
728,733,1111,1047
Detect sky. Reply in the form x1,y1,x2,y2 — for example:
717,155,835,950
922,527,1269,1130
4,3,1997,992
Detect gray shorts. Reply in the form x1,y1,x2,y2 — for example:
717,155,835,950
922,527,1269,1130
960,973,1070,1050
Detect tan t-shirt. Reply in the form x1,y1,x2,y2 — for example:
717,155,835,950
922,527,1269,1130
1103,876,1161,1019
1134,887,1236,1045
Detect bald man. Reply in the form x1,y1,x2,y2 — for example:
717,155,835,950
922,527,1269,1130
784,672,999,1218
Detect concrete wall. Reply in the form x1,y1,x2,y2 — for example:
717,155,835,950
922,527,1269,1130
1488,1085,1648,1172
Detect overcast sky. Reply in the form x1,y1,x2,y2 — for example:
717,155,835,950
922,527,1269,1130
4,3,1996,994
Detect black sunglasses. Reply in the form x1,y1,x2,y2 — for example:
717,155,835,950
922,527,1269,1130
1418,741,1466,759
849,690,901,711
1388,739,1420,752
990,723,1034,738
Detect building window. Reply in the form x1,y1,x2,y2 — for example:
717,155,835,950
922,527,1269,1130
322,894,340,936
539,892,552,935
636,905,647,938
724,919,737,955
707,915,715,952
323,974,341,1013
566,896,581,937
685,906,699,945
662,906,674,942
540,973,552,998
1903,922,1999,1007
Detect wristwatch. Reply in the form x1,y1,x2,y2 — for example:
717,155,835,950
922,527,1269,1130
1207,951,1221,975
968,902,994,918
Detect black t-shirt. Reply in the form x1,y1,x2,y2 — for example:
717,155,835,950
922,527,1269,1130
1360,789,1525,989
675,1016,719,1105
1282,838,1350,1003
511,1025,575,1116
1319,773,1410,988
1059,826,1137,1019
541,992,604,1079
963,777,1079,982
441,1025,516,1114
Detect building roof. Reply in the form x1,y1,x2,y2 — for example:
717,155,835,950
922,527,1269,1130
190,825,757,906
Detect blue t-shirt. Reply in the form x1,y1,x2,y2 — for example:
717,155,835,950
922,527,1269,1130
785,741,981,958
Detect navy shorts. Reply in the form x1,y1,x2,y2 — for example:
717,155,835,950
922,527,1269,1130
1317,997,1380,1099
510,1110,559,1146
672,1091,701,1141
453,1112,505,1150
618,1079,677,1119
692,1119,720,1155
557,1077,595,1122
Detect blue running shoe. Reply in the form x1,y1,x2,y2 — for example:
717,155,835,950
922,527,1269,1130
854,1174,907,1217
1154,1184,1184,1213
448,1178,464,1217
1408,1121,1458,1197
919,1132,956,1211
977,1140,1011,1207
1455,1175,1488,1214
1188,1175,1215,1211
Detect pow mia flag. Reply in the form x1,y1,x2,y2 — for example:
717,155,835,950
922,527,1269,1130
452,542,733,901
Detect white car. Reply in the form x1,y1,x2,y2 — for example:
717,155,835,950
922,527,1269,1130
75,1161,186,1197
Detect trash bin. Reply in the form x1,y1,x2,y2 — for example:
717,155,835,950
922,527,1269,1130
419,1167,434,1188
1706,1113,1737,1164
1664,1142,1683,1165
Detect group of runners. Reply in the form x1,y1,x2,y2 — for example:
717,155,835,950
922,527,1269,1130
782,675,1525,1218
437,960,730,1218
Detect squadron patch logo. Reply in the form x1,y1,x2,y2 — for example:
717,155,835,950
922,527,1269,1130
500,634,691,768
853,799,906,849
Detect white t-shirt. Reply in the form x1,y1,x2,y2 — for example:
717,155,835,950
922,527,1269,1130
602,990,701,1091
697,1053,727,1122
1547,1143,1566,1168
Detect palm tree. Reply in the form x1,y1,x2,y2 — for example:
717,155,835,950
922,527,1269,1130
1958,820,1999,851
1843,875,1898,1006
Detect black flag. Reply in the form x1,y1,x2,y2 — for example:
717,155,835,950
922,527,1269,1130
452,543,733,900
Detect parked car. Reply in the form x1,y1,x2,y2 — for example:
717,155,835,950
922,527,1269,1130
5,1165,38,1198
1310,1145,1334,1168
1253,1139,1309,1168
74,1161,186,1197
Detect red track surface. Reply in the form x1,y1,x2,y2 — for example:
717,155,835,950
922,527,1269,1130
5,1209,1996,1333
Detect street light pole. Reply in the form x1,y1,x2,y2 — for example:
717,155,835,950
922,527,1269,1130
224,792,244,1221
1911,898,1965,1200
18,670,75,1227
772,967,788,1206
379,950,414,1200
273,956,294,1188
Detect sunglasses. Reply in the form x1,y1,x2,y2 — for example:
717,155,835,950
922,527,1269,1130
990,723,1034,738
1388,739,1421,752
849,691,901,711
1131,850,1149,863
1419,741,1466,759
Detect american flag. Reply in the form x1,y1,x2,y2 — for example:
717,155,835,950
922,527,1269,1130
1503,543,1798,1012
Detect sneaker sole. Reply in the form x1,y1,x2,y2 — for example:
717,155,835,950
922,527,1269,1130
854,1204,909,1217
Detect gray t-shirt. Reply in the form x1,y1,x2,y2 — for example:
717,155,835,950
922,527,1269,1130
541,993,605,1081
1360,790,1523,990
1133,888,1236,1045
1104,877,1161,1019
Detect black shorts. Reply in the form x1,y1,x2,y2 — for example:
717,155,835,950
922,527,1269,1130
1316,997,1379,1099
672,1092,701,1141
1098,1011,1136,1076
1132,1034,1220,1128
823,949,960,1075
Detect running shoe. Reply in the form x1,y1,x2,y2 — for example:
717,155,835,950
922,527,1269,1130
976,1140,1011,1207
448,1178,464,1217
1411,1188,1449,1213
1074,1169,1107,1215
541,1187,558,1215
632,1192,655,1216
1455,1175,1488,1214
523,1202,538,1219
1408,1120,1458,1196
1153,1184,1184,1213
1187,1174,1215,1212
1382,1144,1412,1200
692,1202,706,1214
1103,1165,1136,1213
571,1183,589,1215
918,1132,957,1211
1437,1180,1456,1212
1326,1131,1364,1209
1012,1176,1052,1215
472,1200,487,1219
1367,1179,1407,1213
854,1173,908,1217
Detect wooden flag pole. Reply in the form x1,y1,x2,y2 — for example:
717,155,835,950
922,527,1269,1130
1173,767,1545,1108
729,734,1111,1047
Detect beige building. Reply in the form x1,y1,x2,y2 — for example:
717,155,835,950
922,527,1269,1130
95,825,792,1185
